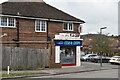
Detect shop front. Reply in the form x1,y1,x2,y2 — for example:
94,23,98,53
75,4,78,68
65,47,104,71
54,33,82,67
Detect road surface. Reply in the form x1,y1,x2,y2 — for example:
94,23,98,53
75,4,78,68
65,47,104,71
29,69,118,78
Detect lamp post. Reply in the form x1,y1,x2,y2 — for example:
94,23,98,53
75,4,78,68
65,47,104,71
100,27,107,34
99,27,107,67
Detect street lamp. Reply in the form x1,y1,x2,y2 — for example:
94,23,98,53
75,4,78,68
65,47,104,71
99,27,107,67
100,27,107,34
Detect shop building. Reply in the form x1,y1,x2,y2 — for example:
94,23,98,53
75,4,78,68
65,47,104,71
0,1,85,67
54,33,82,67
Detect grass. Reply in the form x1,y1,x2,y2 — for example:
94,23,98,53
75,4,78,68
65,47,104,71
2,67,44,71
1,73,44,78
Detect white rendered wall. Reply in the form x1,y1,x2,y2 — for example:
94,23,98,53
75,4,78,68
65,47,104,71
55,46,60,63
76,46,81,66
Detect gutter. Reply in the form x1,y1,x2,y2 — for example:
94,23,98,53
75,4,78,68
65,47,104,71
0,14,84,24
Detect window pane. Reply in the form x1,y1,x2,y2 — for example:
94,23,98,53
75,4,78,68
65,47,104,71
35,20,46,32
41,21,45,31
69,23,73,30
64,23,68,30
8,18,15,26
1,17,7,26
36,20,41,31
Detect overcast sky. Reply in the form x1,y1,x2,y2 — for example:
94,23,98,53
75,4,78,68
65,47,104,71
0,0,119,35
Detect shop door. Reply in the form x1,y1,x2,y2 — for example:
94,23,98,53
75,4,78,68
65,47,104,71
60,46,76,66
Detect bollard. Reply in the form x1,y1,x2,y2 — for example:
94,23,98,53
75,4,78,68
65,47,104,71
7,66,9,75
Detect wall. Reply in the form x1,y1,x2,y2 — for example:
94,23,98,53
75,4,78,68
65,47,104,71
1,18,80,49
1,18,48,49
47,21,79,67
1,18,80,68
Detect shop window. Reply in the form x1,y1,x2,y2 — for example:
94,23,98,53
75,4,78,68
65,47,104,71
60,46,76,65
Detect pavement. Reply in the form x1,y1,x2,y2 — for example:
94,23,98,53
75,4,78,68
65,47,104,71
1,63,119,79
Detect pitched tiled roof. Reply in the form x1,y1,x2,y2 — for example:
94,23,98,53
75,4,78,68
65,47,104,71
1,2,85,23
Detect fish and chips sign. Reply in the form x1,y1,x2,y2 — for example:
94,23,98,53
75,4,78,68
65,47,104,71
55,40,82,46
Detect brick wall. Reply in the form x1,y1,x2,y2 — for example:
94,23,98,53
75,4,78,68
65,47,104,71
47,21,79,68
48,21,79,38
1,18,48,49
1,18,80,67
1,18,79,48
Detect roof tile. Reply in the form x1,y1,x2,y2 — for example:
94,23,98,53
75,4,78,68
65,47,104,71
1,2,85,23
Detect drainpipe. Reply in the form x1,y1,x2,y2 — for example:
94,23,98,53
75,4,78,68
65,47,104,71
16,18,19,47
47,19,50,49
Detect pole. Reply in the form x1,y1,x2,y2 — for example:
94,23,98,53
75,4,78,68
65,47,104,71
100,51,102,67
100,27,107,34
7,66,9,75
100,28,102,34
16,19,19,47
99,27,107,67
16,12,20,47
100,28,102,67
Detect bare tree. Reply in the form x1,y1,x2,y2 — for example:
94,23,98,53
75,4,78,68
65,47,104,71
90,34,113,56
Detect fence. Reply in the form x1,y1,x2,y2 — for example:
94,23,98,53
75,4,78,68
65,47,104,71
2,47,49,70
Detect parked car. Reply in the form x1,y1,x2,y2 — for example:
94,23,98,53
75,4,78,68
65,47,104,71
90,56,110,63
81,54,97,61
109,56,120,64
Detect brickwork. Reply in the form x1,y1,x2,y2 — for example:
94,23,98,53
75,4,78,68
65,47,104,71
46,21,79,68
1,18,80,67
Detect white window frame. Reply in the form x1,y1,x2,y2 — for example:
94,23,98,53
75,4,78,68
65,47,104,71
35,20,47,32
0,17,16,28
63,22,74,31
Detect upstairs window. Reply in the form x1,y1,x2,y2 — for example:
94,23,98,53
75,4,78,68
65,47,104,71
63,22,73,31
35,20,46,32
0,17,16,27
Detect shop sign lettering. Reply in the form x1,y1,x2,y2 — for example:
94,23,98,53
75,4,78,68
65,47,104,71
55,40,82,46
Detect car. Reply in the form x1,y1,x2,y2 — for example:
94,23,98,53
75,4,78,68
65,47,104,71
90,56,110,63
81,54,97,61
109,56,120,64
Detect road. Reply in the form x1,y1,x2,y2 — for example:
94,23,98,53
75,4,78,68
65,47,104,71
51,69,118,78
30,69,118,78
81,61,119,68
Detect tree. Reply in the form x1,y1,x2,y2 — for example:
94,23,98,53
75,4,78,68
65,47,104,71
90,34,113,56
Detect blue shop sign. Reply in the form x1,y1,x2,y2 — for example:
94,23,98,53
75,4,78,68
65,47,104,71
55,40,82,46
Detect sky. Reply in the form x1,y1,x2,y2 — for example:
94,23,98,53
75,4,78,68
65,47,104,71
0,0,119,36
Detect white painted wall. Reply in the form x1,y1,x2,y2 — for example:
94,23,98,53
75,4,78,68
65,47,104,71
55,46,60,63
76,46,81,66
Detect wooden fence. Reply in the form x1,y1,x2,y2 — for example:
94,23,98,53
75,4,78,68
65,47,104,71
2,47,49,70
